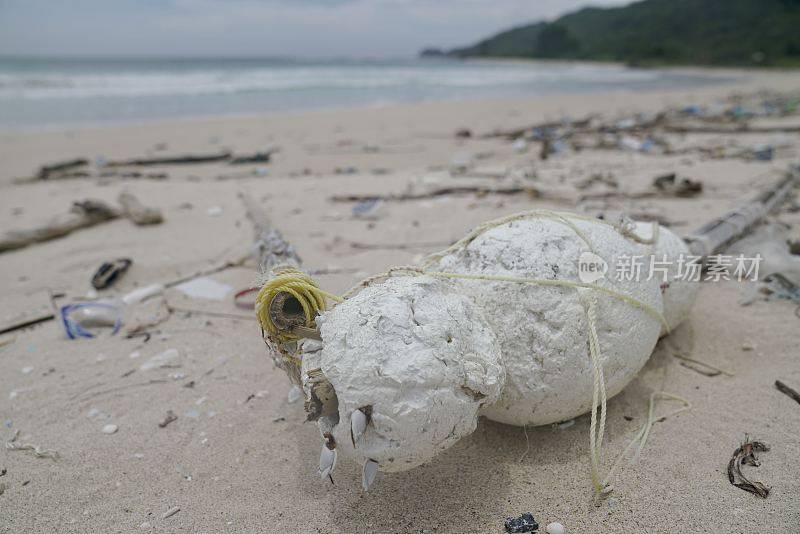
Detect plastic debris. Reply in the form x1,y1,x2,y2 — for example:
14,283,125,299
91,258,132,290
140,348,179,371
351,198,383,220
60,303,122,339
175,277,232,301
505,512,539,533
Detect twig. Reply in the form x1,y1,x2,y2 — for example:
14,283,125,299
775,380,800,405
331,185,542,202
158,410,178,428
673,353,733,377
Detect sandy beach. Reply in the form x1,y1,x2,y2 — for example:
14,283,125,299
1,68,800,533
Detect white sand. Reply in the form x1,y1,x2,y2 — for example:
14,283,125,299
1,68,800,532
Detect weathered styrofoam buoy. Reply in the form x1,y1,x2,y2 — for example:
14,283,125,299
290,212,697,482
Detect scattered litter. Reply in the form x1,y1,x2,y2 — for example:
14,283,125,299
727,436,770,498
60,303,122,339
287,385,303,404
351,198,383,220
91,258,132,290
505,512,539,533
118,192,163,226
122,283,164,306
102,424,118,435
175,277,232,301
512,138,529,153
106,151,231,167
0,199,118,254
140,348,180,371
230,151,273,165
652,173,703,197
546,523,565,534
553,419,575,430
158,410,178,428
206,206,223,217
5,430,59,460
37,158,89,180
775,380,800,405
673,353,733,377
162,506,180,519
233,287,259,310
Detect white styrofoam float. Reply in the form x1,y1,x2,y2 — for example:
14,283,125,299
292,213,698,485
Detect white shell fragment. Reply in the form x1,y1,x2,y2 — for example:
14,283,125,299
546,522,566,534
102,424,118,434
318,445,336,482
350,409,368,446
362,459,379,491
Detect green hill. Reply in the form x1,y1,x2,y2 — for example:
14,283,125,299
443,0,800,67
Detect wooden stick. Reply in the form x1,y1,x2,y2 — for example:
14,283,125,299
0,200,119,253
105,151,232,167
684,165,800,260
118,192,163,225
331,185,542,202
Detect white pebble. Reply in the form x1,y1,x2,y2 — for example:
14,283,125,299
206,206,223,217
21,366,34,374
102,424,118,434
129,351,141,359
139,522,151,529
546,522,565,534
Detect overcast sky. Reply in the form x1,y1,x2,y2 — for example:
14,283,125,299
0,0,628,58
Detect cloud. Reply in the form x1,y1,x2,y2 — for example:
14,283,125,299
0,0,629,57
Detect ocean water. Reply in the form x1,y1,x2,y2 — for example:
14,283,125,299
0,57,733,130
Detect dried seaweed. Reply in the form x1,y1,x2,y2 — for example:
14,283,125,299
727,435,770,498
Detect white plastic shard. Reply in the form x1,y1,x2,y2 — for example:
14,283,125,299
318,443,337,483
362,459,379,491
350,409,368,446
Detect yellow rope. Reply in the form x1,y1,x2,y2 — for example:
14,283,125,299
254,267,343,343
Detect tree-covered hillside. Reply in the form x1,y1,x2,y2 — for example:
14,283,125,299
442,0,800,67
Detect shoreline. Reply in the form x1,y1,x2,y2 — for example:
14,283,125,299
0,62,776,135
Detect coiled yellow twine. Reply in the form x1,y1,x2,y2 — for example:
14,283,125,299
255,267,343,343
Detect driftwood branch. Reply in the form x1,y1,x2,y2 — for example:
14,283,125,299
0,193,163,254
118,192,163,225
238,192,301,272
684,165,800,259
0,200,119,253
331,185,542,203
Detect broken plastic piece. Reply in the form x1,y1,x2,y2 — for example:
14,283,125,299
91,258,132,290
60,303,122,339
